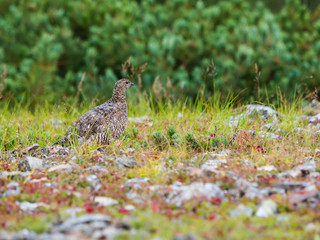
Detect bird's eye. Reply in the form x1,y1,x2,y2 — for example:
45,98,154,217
126,81,129,84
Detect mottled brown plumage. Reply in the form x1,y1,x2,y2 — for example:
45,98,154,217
54,79,134,146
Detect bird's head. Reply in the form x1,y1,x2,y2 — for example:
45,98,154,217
115,78,134,91
112,78,134,101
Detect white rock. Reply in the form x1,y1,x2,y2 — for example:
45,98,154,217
94,197,118,207
167,182,224,207
128,116,152,123
48,164,73,173
256,200,277,218
257,165,276,172
309,113,320,123
17,201,48,212
229,204,253,217
124,205,136,211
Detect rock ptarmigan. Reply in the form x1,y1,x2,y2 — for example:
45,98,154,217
53,79,134,146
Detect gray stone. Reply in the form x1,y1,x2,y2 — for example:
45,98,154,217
42,146,71,158
229,204,253,217
166,182,224,207
201,159,227,172
64,208,83,217
126,148,136,153
262,123,274,131
274,182,310,191
256,200,277,217
125,177,149,185
48,164,73,173
278,162,316,178
309,113,320,123
92,226,120,239
51,119,63,126
115,156,138,169
0,171,30,181
128,116,152,123
86,175,101,191
18,156,43,171
54,214,111,233
85,165,109,174
259,131,281,140
294,161,316,175
2,229,37,240
257,165,276,172
3,182,20,197
94,197,118,207
17,201,48,212
245,104,277,117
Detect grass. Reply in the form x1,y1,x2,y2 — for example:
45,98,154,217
0,95,320,239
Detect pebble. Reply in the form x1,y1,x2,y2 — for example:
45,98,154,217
115,156,138,169
18,156,43,172
54,214,111,233
166,182,224,207
256,200,277,217
94,197,118,207
229,204,253,217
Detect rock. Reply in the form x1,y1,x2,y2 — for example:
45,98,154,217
18,156,43,171
0,171,30,181
64,208,83,217
94,197,118,207
201,159,227,172
92,226,120,239
3,181,20,197
256,200,277,217
278,162,316,178
259,131,281,140
257,165,276,172
128,116,152,123
288,189,318,205
48,164,73,173
274,182,310,191
68,161,82,172
203,151,229,159
262,123,274,131
126,177,150,185
228,113,246,128
293,161,316,176
51,119,63,126
174,234,198,240
309,113,320,123
166,182,224,207
54,214,111,233
0,229,37,240
115,156,138,169
17,201,48,212
245,104,277,117
305,223,318,231
229,105,278,127
229,204,253,217
25,144,40,155
41,146,71,158
86,175,101,191
126,148,136,154
85,166,109,174
124,205,135,211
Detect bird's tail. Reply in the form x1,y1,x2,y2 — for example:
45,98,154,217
52,137,67,146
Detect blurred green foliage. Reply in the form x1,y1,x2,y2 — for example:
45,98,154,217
0,0,319,105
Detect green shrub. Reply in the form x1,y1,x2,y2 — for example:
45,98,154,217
0,0,319,105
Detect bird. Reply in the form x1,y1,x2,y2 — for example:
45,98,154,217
53,78,134,146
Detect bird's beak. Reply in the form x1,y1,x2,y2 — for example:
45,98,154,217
130,82,134,86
